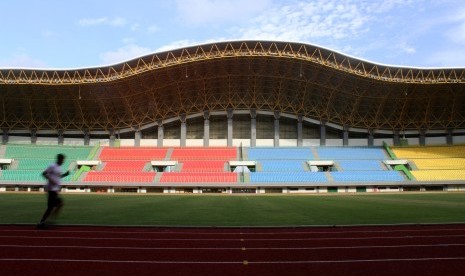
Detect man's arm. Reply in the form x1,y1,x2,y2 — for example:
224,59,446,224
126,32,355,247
61,170,70,178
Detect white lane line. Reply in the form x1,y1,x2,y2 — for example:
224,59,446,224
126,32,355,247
1,257,465,265
250,257,465,264
1,243,465,251
2,234,465,241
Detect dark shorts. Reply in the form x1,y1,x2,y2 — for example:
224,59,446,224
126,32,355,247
47,191,63,208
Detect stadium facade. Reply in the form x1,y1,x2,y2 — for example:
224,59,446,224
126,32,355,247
1,40,465,147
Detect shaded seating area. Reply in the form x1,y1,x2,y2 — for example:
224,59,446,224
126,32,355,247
83,147,163,183
160,147,238,183
0,144,91,182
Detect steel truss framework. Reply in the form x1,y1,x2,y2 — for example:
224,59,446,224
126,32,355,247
1,41,465,134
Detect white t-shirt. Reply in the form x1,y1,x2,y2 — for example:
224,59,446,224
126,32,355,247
44,163,62,192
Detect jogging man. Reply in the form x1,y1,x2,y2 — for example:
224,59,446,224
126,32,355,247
37,153,70,229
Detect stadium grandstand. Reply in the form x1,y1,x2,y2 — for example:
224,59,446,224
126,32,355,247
1,40,465,193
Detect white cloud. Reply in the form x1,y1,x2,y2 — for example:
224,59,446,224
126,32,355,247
175,0,272,25
0,54,48,69
234,0,372,42
154,40,204,52
147,25,159,33
41,29,56,38
396,42,416,54
154,38,228,53
100,44,152,65
78,17,127,27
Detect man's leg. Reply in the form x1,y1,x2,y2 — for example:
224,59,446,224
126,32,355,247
37,192,57,228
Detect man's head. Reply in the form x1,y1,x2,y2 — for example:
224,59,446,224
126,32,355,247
57,154,65,166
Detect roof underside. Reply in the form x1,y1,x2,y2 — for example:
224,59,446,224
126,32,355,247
1,41,464,132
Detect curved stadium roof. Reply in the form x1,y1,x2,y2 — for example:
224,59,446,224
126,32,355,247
1,40,464,133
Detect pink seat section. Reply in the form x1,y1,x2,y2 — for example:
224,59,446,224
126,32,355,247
102,160,148,172
99,147,168,160
171,147,237,160
160,172,237,183
84,147,165,183
181,161,226,172
85,171,156,182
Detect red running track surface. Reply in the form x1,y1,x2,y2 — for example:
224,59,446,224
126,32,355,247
1,224,465,276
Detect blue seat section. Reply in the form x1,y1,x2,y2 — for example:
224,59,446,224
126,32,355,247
331,171,404,182
260,160,307,172
337,160,384,171
247,148,314,160
249,172,327,183
316,147,387,160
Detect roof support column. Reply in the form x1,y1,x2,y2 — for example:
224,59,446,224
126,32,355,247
447,129,453,145
368,129,374,146
250,109,257,147
157,120,164,147
109,129,115,147
320,121,326,146
134,129,141,147
393,130,400,146
297,115,303,147
84,130,90,146
343,125,349,146
203,111,210,147
419,129,426,146
2,129,9,145
58,130,64,145
274,111,280,147
31,129,37,145
227,109,233,147
180,114,187,147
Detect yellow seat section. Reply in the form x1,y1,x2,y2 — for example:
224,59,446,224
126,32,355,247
412,170,465,181
412,158,465,170
392,146,465,159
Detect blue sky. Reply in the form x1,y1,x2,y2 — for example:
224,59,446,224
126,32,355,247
1,0,465,69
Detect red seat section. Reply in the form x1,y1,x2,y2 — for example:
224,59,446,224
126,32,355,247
171,147,237,160
160,172,237,183
181,161,226,172
99,147,168,160
102,160,147,172
85,171,156,182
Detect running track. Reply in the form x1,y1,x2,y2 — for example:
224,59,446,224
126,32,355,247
1,224,465,275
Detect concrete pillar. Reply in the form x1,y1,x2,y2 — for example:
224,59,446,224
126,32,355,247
393,130,400,146
58,130,64,145
157,120,164,147
180,114,186,147
250,109,257,147
84,130,90,146
447,129,453,145
203,111,210,147
419,129,426,146
297,115,303,147
274,111,280,147
109,129,115,147
2,129,9,145
31,129,37,144
227,109,233,147
368,129,374,146
134,129,141,147
343,125,349,146
320,121,326,146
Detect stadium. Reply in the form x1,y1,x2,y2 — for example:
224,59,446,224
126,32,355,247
2,40,465,275
0,41,465,193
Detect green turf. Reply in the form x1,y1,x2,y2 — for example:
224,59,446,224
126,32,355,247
1,192,465,227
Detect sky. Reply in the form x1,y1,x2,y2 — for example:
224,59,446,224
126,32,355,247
1,0,465,69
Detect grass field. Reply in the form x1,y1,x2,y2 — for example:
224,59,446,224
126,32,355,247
1,192,465,227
